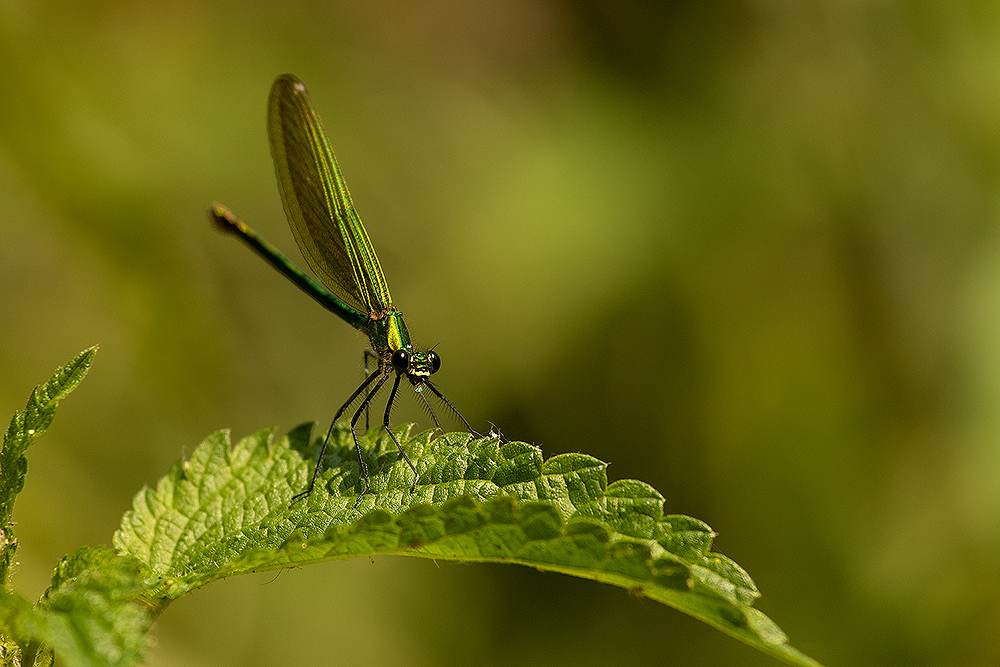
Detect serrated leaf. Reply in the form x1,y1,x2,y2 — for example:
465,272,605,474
31,548,154,667
115,423,822,666
0,346,98,599
0,347,98,529
0,547,152,667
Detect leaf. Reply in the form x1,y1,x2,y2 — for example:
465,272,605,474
0,347,155,667
0,347,98,529
0,346,98,595
0,588,38,662
31,547,155,667
0,548,155,667
115,423,822,667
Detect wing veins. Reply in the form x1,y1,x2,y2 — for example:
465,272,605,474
268,74,392,316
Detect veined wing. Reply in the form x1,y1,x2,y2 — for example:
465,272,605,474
268,73,392,317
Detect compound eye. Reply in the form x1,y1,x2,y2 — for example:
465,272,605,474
391,349,410,371
428,350,441,374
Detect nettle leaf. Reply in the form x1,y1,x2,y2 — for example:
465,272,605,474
0,546,156,667
29,548,155,667
0,347,97,531
0,347,156,667
115,423,821,667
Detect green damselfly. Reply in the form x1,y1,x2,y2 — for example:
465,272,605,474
211,74,478,502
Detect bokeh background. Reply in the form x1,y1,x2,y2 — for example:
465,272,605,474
2,2,999,665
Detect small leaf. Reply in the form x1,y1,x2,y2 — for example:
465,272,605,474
0,347,98,528
0,588,38,652
115,423,822,667
0,347,98,594
32,547,154,667
0,547,153,667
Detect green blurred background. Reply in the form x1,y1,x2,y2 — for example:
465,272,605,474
2,1,999,665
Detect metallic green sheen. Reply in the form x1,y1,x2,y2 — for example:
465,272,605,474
211,73,477,502
268,73,392,317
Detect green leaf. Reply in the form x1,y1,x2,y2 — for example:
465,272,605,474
31,547,154,667
0,347,155,667
115,423,822,667
0,588,39,663
0,548,155,667
0,347,97,590
0,347,98,528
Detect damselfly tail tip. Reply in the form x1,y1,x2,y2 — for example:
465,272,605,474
208,203,246,235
